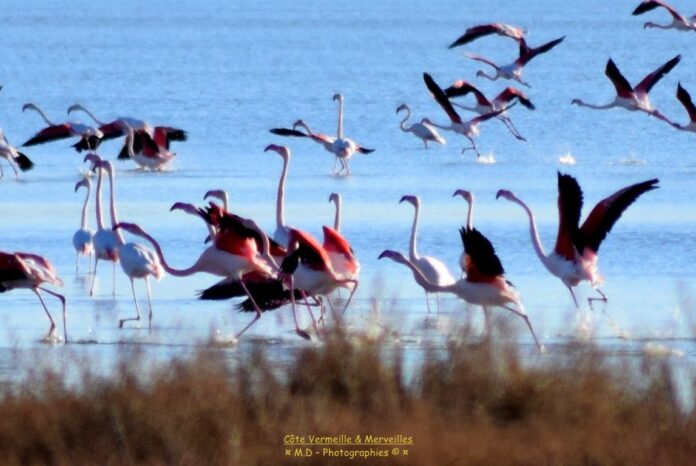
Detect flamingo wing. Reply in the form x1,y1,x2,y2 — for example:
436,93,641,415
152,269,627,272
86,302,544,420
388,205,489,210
605,59,635,99
495,88,535,109
356,145,375,154
153,126,187,150
444,80,491,107
423,73,462,124
270,128,310,137
632,0,686,21
98,121,127,141
555,173,583,260
459,227,505,282
577,179,659,254
21,124,74,147
448,23,523,48
117,129,160,160
634,54,680,95
676,82,696,122
468,106,509,125
517,36,565,66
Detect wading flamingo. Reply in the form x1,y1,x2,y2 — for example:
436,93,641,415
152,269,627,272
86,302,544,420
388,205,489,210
22,103,102,151
0,251,67,342
331,93,375,176
632,0,696,31
453,189,475,275
265,144,293,247
396,104,446,148
73,177,95,274
0,129,34,178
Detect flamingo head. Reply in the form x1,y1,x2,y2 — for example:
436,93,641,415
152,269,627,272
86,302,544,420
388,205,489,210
264,144,290,159
170,202,199,215
332,93,343,103
328,192,340,204
399,194,419,207
204,189,228,204
21,102,39,113
74,177,91,193
421,117,433,125
67,103,87,115
452,189,473,204
113,222,145,236
570,98,581,105
495,189,517,202
378,249,407,263
396,103,408,114
83,152,102,170
96,159,114,175
475,70,486,78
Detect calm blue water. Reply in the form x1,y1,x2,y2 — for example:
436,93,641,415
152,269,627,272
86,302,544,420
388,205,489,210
0,0,695,376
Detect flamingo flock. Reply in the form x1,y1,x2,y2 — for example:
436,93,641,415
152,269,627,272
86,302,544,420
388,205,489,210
0,3,682,350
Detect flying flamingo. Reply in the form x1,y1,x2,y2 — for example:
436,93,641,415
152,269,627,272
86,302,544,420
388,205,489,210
465,36,565,88
399,195,455,312
444,81,534,140
0,251,67,342
396,104,446,148
669,83,696,132
84,154,123,296
571,55,680,122
0,129,34,179
422,73,509,157
265,144,294,247
73,177,95,274
329,192,342,231
496,173,659,309
632,0,696,31
94,154,164,329
449,23,526,48
68,104,187,163
21,103,103,152
378,227,542,351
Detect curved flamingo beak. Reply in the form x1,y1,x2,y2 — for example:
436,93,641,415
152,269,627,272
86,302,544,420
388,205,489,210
333,93,342,102
74,178,89,192
67,104,83,115
496,189,512,200
396,104,407,114
399,195,417,205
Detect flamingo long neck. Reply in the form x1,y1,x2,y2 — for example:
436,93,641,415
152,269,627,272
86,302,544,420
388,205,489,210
333,197,341,231
644,22,670,29
393,255,445,293
105,168,125,245
135,230,204,277
336,97,344,139
511,197,549,266
478,70,498,82
29,105,55,126
408,202,421,261
573,99,616,110
277,153,289,230
452,102,476,113
95,168,105,230
465,196,474,230
79,107,105,126
80,184,91,229
398,108,411,132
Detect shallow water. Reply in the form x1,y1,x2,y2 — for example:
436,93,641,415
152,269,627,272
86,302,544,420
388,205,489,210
0,0,695,378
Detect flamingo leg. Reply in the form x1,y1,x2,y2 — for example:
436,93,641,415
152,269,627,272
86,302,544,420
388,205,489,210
234,280,263,339
516,76,531,88
325,296,339,323
112,262,116,297
424,290,432,313
75,254,79,275
423,140,429,149
339,279,358,315
90,258,100,296
288,277,311,340
145,276,154,332
436,292,441,314
300,290,320,334
9,159,19,179
0,161,4,178
39,287,68,343
566,285,580,309
33,289,56,340
461,135,480,157
588,288,608,310
502,304,544,353
483,305,491,336
500,116,526,141
119,278,141,328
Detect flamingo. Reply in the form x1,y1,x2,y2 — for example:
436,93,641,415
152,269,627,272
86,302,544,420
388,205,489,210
669,83,696,132
94,156,164,329
422,73,509,157
0,251,67,342
0,129,34,179
396,104,446,148
73,177,95,274
21,103,103,151
449,23,526,48
399,195,455,312
68,104,187,164
496,172,659,310
378,227,542,351
265,144,293,247
84,154,123,296
466,36,565,88
571,55,680,122
331,93,375,176
444,81,534,141
453,189,475,275
632,0,696,31
113,215,277,339
329,192,341,231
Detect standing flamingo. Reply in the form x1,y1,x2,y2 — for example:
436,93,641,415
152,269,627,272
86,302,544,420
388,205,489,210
265,144,293,247
399,195,455,312
396,104,446,148
21,103,103,151
378,227,542,351
632,0,696,31
449,23,526,48
0,251,67,342
423,73,509,157
84,154,123,296
453,189,475,275
465,36,565,88
444,81,534,140
496,173,659,309
331,93,375,176
329,192,342,231
669,83,696,132
0,129,34,179
571,55,680,122
73,177,95,274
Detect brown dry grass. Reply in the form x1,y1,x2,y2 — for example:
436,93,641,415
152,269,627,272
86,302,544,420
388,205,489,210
0,327,694,465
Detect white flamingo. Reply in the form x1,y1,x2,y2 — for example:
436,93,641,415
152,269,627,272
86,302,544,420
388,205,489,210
632,0,696,31
72,177,95,274
396,104,446,148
